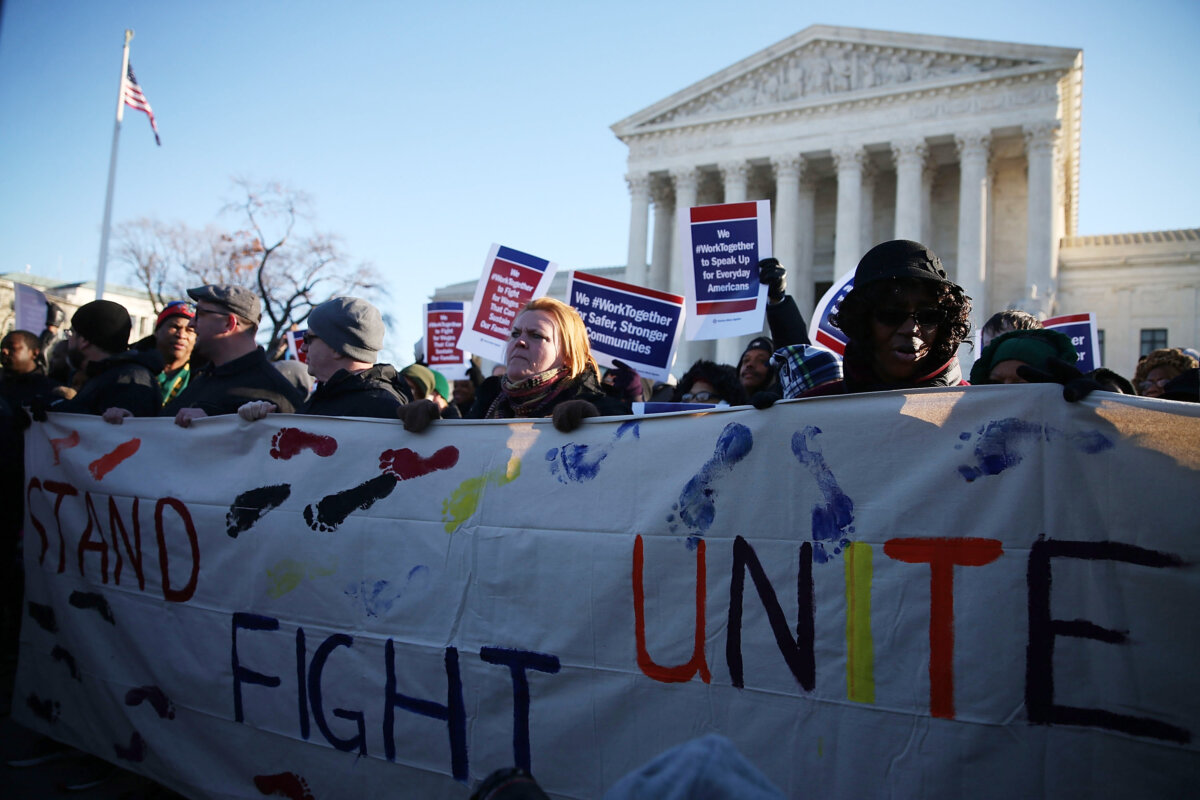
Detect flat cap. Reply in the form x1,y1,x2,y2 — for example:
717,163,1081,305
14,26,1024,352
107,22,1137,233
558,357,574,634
186,284,262,325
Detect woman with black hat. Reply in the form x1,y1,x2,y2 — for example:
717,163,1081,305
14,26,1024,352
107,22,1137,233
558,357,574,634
801,239,972,396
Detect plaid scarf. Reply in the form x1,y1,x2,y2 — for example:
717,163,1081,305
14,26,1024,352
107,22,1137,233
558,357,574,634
486,366,571,419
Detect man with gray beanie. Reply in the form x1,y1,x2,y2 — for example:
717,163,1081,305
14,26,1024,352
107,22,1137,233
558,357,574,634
54,299,161,417
154,284,304,426
238,296,410,420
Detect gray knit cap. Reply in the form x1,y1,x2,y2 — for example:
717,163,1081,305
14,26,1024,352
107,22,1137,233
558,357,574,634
307,297,383,362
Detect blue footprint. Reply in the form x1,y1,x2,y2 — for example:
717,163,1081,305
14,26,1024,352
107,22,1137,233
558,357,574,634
791,426,855,564
955,418,1114,482
546,421,640,484
672,423,754,541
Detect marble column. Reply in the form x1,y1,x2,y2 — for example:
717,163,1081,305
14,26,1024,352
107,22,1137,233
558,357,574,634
955,131,991,328
832,145,864,277
670,168,707,367
860,160,877,255
720,161,749,203
649,178,674,293
795,172,816,314
1024,122,1060,316
625,172,651,288
892,138,928,241
770,154,802,292
920,163,936,247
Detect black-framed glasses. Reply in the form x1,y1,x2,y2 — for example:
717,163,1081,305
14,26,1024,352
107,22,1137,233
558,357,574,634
680,390,718,403
874,307,945,328
193,306,230,319
302,332,318,347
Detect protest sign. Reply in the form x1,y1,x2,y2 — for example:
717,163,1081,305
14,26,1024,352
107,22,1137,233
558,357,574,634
679,201,770,340
810,269,856,355
14,282,48,333
1043,312,1101,372
567,272,684,383
459,245,557,362
425,302,472,380
285,329,307,364
16,389,1200,798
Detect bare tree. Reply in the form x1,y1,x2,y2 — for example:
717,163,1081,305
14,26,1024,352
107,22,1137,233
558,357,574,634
223,178,385,347
116,179,384,348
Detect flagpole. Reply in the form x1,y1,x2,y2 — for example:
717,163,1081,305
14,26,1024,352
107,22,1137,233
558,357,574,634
95,28,133,300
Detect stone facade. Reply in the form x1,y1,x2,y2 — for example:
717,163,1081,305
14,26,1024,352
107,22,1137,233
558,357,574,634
0,273,158,342
434,25,1197,379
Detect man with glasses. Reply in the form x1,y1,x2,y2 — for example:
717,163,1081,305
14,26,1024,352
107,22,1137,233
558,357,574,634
159,285,303,426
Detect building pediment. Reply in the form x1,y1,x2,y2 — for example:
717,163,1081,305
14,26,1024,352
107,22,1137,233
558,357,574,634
612,25,1081,137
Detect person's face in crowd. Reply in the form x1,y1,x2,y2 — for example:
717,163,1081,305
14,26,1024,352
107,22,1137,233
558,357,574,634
452,379,475,407
680,379,719,404
301,333,342,383
1139,366,1180,398
506,310,563,381
0,334,38,375
869,284,942,382
156,316,196,370
987,359,1029,385
189,304,233,360
739,349,771,392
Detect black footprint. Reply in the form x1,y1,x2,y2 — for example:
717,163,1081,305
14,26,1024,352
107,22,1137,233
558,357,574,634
26,694,60,723
27,601,57,633
227,484,292,538
125,685,175,719
303,474,397,532
51,645,82,681
114,731,145,762
69,591,115,625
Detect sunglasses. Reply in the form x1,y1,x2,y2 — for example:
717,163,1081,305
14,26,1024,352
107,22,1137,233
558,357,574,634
680,390,718,403
874,307,945,328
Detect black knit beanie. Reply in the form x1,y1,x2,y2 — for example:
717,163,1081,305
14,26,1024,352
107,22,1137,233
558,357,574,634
854,240,950,287
71,300,131,354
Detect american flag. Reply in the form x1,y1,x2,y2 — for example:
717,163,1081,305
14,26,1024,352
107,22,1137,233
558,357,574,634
123,64,161,146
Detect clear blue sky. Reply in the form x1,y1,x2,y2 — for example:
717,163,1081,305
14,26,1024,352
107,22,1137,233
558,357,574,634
1,0,1197,364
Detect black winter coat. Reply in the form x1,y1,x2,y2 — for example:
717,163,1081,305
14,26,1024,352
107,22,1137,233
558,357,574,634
54,349,162,417
301,364,411,419
468,371,628,420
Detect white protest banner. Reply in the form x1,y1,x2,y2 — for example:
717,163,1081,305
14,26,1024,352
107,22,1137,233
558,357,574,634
680,201,770,340
425,301,472,380
16,389,1200,798
567,271,684,383
810,269,855,356
1044,312,1101,372
459,245,558,362
14,282,49,332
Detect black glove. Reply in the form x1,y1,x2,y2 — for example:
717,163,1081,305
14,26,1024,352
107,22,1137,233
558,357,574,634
750,390,780,410
1017,357,1106,403
758,258,787,303
30,396,51,422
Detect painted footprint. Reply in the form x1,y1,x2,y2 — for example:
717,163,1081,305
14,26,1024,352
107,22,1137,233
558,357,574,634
791,426,855,564
266,559,337,599
254,772,315,800
227,484,292,538
26,694,60,723
270,428,338,460
442,458,521,534
672,422,754,538
345,565,428,617
27,601,57,633
51,645,82,681
125,685,176,719
114,731,145,762
50,430,80,465
955,418,1114,482
88,438,140,480
304,474,398,532
69,590,115,624
546,421,640,484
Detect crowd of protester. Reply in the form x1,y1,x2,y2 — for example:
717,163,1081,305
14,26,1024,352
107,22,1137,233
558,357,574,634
1,238,1198,797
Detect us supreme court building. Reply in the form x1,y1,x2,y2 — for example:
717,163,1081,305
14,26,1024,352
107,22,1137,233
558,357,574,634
434,26,1199,377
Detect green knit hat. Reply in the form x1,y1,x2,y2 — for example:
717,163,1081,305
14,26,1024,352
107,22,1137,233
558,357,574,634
970,328,1078,384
